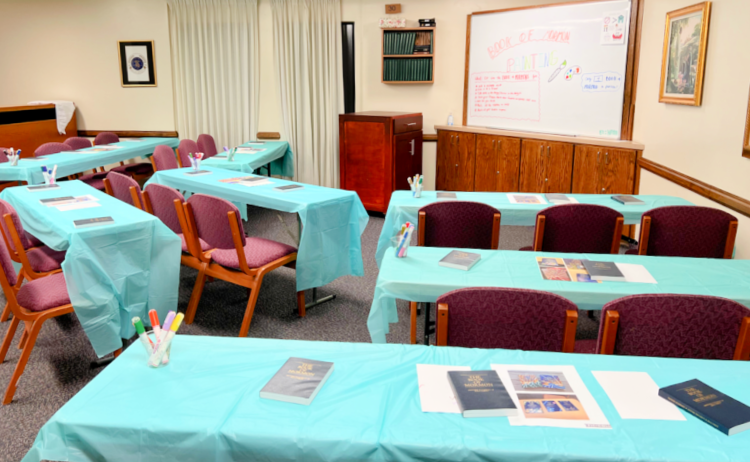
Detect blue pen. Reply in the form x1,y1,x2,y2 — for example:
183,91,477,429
15,149,21,157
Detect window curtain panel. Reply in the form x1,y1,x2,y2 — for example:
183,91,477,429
272,0,343,187
168,0,260,151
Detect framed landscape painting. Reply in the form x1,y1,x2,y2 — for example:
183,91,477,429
118,40,157,87
659,2,711,106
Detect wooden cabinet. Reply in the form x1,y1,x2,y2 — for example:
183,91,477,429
572,146,636,195
436,130,475,191
519,140,574,193
474,134,521,192
339,111,422,212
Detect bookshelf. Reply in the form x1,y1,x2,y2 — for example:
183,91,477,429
381,27,435,84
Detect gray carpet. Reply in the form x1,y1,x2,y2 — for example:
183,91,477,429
0,207,606,462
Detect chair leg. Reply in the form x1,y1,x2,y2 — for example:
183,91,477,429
184,267,207,325
3,320,42,404
18,323,30,350
410,302,418,345
2,272,25,322
0,303,10,323
297,291,306,317
0,316,20,363
239,280,263,338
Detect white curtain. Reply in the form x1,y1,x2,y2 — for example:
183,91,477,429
272,0,343,187
168,0,259,150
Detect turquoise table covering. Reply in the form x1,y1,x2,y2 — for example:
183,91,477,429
146,167,368,291
375,191,695,267
0,137,178,185
369,247,750,343
201,140,294,178
0,181,181,357
23,336,750,462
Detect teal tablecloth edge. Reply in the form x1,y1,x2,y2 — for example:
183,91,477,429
201,140,294,178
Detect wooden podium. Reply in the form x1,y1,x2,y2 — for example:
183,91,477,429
339,111,423,213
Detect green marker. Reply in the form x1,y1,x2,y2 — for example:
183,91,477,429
132,317,153,355
548,60,567,82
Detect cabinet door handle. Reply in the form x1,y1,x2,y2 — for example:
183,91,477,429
450,135,454,145
601,187,606,192
406,123,416,125
492,140,495,149
547,146,551,158
455,164,458,167
605,152,609,165
597,151,601,163
496,171,500,174
410,139,415,156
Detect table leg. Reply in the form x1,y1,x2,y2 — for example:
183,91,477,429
293,215,336,315
89,338,127,368
423,303,430,345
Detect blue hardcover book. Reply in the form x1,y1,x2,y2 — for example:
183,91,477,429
260,357,334,406
659,379,750,436
447,370,518,418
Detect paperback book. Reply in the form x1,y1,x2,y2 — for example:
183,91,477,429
439,250,481,271
582,260,625,282
507,194,546,205
611,195,644,205
260,357,334,406
74,217,114,228
447,370,518,418
436,192,457,199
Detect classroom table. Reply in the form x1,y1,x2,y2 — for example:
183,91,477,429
200,140,294,178
369,247,750,344
0,181,181,357
22,336,750,462
146,167,368,292
375,191,695,266
0,137,178,185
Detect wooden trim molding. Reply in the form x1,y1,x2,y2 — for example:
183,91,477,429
78,130,178,138
423,134,437,142
639,157,750,218
257,132,281,140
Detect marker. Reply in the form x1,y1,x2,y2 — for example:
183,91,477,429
51,165,57,183
160,311,176,338
148,309,162,341
223,146,229,152
132,317,154,355
407,177,413,186
148,313,184,367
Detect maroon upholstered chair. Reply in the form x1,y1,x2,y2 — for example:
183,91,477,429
520,204,624,254
0,148,8,163
436,287,579,352
180,194,304,336
93,132,119,145
628,206,738,259
151,145,180,171
596,294,750,360
63,137,92,151
0,235,76,404
143,184,211,255
197,134,218,158
103,171,144,210
176,139,199,168
34,142,69,157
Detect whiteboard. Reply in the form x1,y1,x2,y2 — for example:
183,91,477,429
465,0,632,139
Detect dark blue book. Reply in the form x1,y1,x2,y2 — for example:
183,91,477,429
260,357,334,405
447,370,517,418
659,379,750,436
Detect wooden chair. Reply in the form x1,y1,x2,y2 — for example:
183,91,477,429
103,171,144,210
150,145,180,171
409,201,501,345
596,294,750,360
176,139,199,168
629,206,738,259
436,287,578,352
522,204,624,254
178,194,304,337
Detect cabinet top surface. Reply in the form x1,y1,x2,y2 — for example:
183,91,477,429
343,111,422,118
434,125,644,150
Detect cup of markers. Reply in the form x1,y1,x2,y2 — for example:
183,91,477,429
188,152,204,171
224,146,237,162
132,309,185,368
41,165,58,185
3,148,20,166
407,174,423,198
393,221,414,258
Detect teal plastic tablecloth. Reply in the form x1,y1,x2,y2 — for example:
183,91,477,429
369,247,750,343
201,140,294,178
1,181,181,357
0,137,178,185
375,191,695,266
146,167,368,291
22,336,750,462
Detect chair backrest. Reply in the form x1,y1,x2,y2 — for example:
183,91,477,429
94,132,120,145
144,184,184,234
0,199,33,252
106,171,143,208
152,145,179,171
640,206,737,258
0,231,18,289
0,148,8,163
437,287,577,351
186,194,245,249
197,134,218,158
177,139,199,168
64,137,93,151
597,294,750,360
34,142,69,157
419,201,500,249
535,204,623,254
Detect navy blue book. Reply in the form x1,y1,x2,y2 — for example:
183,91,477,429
447,370,517,418
659,379,750,436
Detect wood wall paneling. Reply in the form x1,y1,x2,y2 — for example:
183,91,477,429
78,130,178,138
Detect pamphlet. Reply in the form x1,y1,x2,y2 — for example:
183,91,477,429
235,147,266,154
507,194,546,205
491,364,611,429
81,146,121,153
417,364,471,414
219,176,256,184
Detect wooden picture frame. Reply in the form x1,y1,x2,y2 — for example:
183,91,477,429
658,2,711,106
744,86,750,159
118,41,157,87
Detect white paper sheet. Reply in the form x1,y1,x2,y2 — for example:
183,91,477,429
506,193,547,205
492,364,611,429
592,371,685,421
240,180,272,188
416,364,471,413
56,201,101,212
615,263,657,284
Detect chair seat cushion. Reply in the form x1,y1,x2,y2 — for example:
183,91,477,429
179,233,212,253
113,163,154,176
574,339,597,354
78,174,106,191
25,232,43,249
17,272,70,312
210,237,296,269
519,246,533,251
27,246,66,273
625,248,639,255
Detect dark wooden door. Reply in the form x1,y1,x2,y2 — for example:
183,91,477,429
543,141,574,193
571,145,601,194
394,131,423,191
475,135,521,192
454,132,476,191
599,148,636,194
519,139,546,192
436,130,457,190
497,137,521,191
341,120,387,210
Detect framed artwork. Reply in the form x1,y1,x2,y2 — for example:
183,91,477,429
658,2,711,106
118,41,157,87
744,86,750,159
